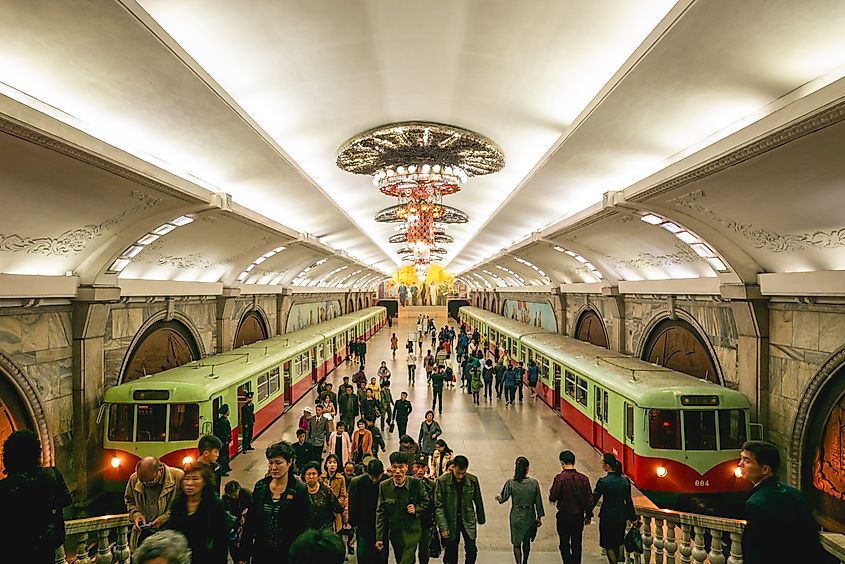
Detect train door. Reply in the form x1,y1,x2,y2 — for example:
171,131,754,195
553,364,562,414
593,385,608,451
283,360,292,407
311,348,318,383
623,402,635,473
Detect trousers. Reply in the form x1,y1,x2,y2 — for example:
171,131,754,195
242,424,253,451
557,511,585,564
396,418,408,438
443,526,477,564
432,388,443,413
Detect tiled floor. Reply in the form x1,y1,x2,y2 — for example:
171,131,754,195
229,306,621,563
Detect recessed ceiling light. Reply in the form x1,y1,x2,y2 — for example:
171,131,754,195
660,222,683,233
121,245,145,259
676,231,700,244
640,214,664,225
153,223,176,236
170,216,194,226
690,243,716,258
137,233,159,245
109,258,130,273
706,257,728,272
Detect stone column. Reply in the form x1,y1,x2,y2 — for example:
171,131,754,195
552,288,567,335
276,289,293,335
72,285,120,508
724,284,769,427
601,287,626,353
216,287,241,353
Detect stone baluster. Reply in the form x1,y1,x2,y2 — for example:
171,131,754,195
708,528,726,564
114,525,131,564
679,523,692,564
691,526,707,564
95,529,112,562
54,545,67,564
75,535,92,564
665,519,678,563
727,531,744,564
642,515,654,563
654,517,665,564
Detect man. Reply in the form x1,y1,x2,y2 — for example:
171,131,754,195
549,450,593,564
292,429,313,475
124,456,184,550
353,366,368,387
514,361,525,402
376,452,429,563
413,455,437,564
434,455,485,564
423,350,434,384
407,350,417,385
393,391,413,437
380,380,394,432
241,391,255,452
739,440,829,564
431,365,445,415
339,384,360,431
306,404,332,463
349,458,388,564
132,530,191,564
367,419,387,458
213,404,232,475
196,434,223,493
361,387,382,426
359,338,368,366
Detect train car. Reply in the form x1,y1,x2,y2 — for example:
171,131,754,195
457,307,549,361
459,306,753,514
101,306,385,490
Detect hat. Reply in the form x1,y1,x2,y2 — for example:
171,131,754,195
303,406,312,413
413,454,429,467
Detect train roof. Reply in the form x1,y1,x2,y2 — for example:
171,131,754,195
460,307,550,339
460,306,749,410
104,307,384,404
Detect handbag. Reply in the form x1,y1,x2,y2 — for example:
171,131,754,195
428,528,442,558
624,524,643,554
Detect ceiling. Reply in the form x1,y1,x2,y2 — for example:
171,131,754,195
1,0,844,295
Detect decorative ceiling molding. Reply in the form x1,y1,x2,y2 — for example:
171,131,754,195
585,242,701,271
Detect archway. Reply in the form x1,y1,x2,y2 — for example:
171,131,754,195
234,310,268,348
121,319,201,383
799,355,845,533
575,309,609,349
0,353,52,471
357,297,364,310
640,318,720,384
347,298,354,313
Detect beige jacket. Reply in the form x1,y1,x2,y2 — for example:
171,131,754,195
124,464,184,550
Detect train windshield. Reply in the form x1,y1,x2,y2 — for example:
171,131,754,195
648,409,681,450
683,410,717,450
718,409,747,450
108,404,133,442
169,404,200,441
136,404,167,442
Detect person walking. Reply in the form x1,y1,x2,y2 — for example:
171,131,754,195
431,365,445,415
322,454,349,534
399,435,422,459
412,455,437,564
424,350,435,384
434,455,486,564
482,360,494,401
327,421,353,468
361,388,383,427
213,404,233,475
352,419,375,464
0,429,73,563
419,411,443,462
359,338,368,367
429,439,453,479
377,361,392,384
738,440,830,564
494,359,506,399
503,365,517,406
527,360,539,400
391,333,399,359
514,362,525,403
470,362,482,405
549,450,593,564
349,458,388,564
339,384,360,432
124,455,184,550
393,391,413,438
376,452,429,563
292,429,313,476
167,461,230,563
238,441,309,564
496,457,545,564
407,350,417,385
380,380,394,432
241,392,256,452
303,461,344,532
132,530,191,564
306,404,332,463
591,453,637,564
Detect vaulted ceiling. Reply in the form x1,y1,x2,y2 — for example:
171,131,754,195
1,0,844,296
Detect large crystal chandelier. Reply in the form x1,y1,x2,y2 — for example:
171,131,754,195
337,121,504,279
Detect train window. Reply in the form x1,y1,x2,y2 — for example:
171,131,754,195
511,340,518,356
718,409,747,450
257,372,270,403
625,404,635,441
683,410,717,451
169,404,199,441
576,377,588,407
564,371,576,398
268,367,280,395
107,404,133,442
648,409,681,450
136,404,166,442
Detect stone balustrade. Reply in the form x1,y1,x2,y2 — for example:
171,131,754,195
821,533,845,563
54,514,131,564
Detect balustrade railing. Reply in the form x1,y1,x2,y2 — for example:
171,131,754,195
54,514,131,564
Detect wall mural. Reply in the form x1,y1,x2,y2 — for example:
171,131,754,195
503,299,557,332
286,300,342,332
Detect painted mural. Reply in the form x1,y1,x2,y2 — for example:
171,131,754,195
286,300,342,332
503,299,557,332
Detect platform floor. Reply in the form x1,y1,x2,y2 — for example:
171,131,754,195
229,307,624,563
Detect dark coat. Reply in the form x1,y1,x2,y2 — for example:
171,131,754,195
239,475,309,564
339,392,359,419
348,474,387,536
434,471,486,540
214,415,232,446
393,399,413,421
742,477,830,564
167,491,230,564
376,477,429,543
241,402,255,425
591,472,636,522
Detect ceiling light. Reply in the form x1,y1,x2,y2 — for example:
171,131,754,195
676,231,701,244
137,233,159,245
660,222,683,233
640,214,664,225
706,257,728,271
690,243,716,258
574,255,588,264
170,216,194,226
245,264,256,272
273,246,286,253
254,256,267,264
564,250,577,257
121,245,145,259
109,258,130,273
153,223,176,235
237,272,248,281
553,246,565,253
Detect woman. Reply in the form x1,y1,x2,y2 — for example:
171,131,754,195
0,429,72,563
527,360,539,398
592,453,637,564
351,419,374,464
302,461,343,532
223,480,251,562
327,420,352,467
399,435,422,458
377,361,392,383
168,462,230,563
321,454,348,533
482,359,495,401
496,457,544,564
390,333,399,359
238,442,309,564
471,360,483,405
321,394,336,418
429,439,453,478
368,376,381,401
418,410,443,459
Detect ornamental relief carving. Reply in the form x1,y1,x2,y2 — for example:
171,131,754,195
670,190,845,252
582,242,701,271
132,236,274,270
0,191,163,256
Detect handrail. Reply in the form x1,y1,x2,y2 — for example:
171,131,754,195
55,513,131,564
821,533,845,563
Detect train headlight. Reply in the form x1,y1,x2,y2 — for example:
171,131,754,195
182,456,194,466
110,456,121,469
734,466,743,478
656,466,668,478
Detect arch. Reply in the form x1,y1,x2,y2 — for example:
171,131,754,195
790,345,845,532
357,296,364,310
574,307,609,349
0,352,54,470
639,314,722,384
347,298,354,313
491,297,498,314
233,309,269,348
119,313,203,383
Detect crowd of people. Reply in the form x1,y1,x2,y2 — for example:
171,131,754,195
0,315,834,564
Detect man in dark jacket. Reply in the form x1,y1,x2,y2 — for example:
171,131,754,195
339,384,360,431
241,392,255,452
349,458,388,564
376,452,429,563
549,450,593,564
359,338,368,366
493,359,506,399
292,429,313,476
413,455,437,564
361,388,382,426
434,455,486,564
393,391,413,437
213,404,232,474
430,366,445,415
739,440,830,564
